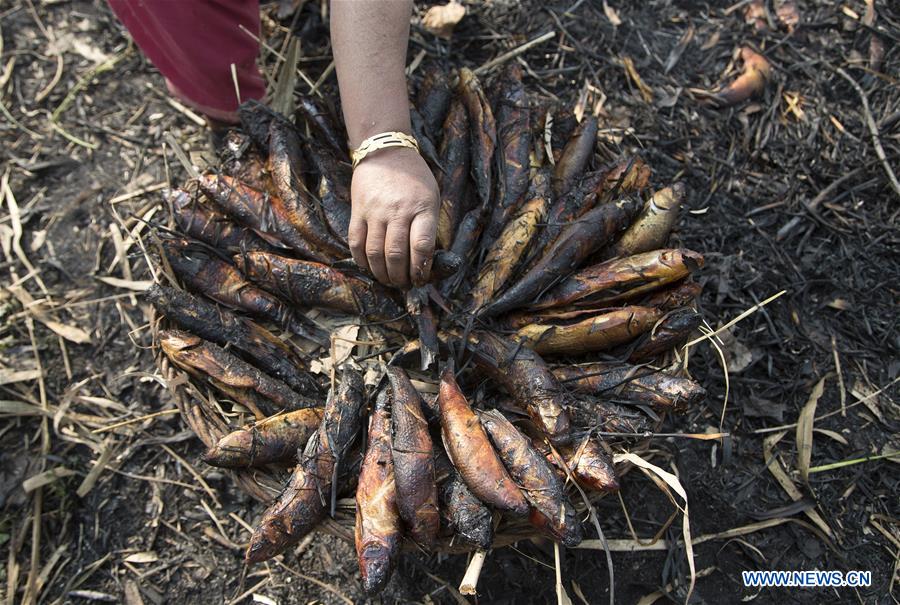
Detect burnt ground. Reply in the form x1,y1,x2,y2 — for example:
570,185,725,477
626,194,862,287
1,0,898,603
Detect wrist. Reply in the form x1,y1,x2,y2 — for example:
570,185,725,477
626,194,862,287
347,109,412,149
351,131,420,170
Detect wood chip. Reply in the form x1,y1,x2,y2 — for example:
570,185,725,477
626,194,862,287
422,2,466,39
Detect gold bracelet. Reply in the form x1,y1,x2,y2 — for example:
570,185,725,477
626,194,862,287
351,131,420,169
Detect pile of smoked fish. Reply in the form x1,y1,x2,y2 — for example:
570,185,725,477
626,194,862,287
150,63,708,594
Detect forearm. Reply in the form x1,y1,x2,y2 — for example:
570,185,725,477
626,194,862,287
331,0,413,147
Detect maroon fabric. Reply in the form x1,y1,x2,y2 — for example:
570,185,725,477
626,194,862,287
108,0,266,122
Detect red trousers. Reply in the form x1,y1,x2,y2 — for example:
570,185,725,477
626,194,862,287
108,0,266,123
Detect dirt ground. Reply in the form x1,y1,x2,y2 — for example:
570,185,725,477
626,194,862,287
1,0,898,603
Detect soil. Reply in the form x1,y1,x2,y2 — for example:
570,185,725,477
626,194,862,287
1,0,897,604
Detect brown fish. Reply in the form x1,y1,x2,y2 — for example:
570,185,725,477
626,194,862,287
568,397,655,435
482,63,530,246
233,251,409,330
197,172,330,263
531,248,705,310
480,410,582,546
160,330,317,417
170,187,274,252
463,330,572,447
552,363,705,412
438,364,529,514
435,98,470,250
416,62,452,141
439,206,482,297
552,115,598,198
434,451,493,549
246,369,366,562
533,436,620,493
146,285,320,394
480,196,643,318
316,173,352,245
518,157,651,278
162,239,328,347
267,119,350,260
515,305,663,356
440,471,494,549
203,408,324,468
642,280,703,312
628,308,703,362
470,169,549,312
410,103,441,168
387,367,439,545
458,67,496,209
355,386,402,595
295,95,347,157
605,183,686,259
406,287,438,371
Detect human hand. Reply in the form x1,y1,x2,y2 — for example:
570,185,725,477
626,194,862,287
348,147,440,289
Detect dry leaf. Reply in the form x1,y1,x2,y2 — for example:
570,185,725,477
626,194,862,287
123,551,159,564
422,2,466,39
622,56,653,103
762,431,833,538
796,377,825,483
615,452,695,601
719,328,753,373
850,382,884,423
812,428,849,446
8,285,92,344
311,324,359,375
123,580,144,605
0,368,42,386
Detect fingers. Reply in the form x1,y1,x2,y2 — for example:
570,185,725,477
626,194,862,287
365,221,389,285
348,218,369,273
409,212,437,287
385,220,411,288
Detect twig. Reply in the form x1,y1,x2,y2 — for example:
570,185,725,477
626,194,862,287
238,24,322,97
91,408,179,433
776,167,865,240
163,132,200,179
752,375,900,434
808,451,900,474
834,66,900,200
684,290,786,348
310,60,335,96
458,549,486,595
474,31,556,75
